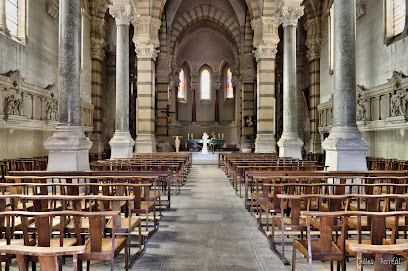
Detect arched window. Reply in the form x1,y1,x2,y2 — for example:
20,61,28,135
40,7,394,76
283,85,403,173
4,0,26,43
226,68,234,99
178,69,185,99
201,69,211,100
393,0,406,36
5,0,18,36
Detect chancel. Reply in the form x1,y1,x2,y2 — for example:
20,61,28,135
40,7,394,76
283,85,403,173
0,0,408,270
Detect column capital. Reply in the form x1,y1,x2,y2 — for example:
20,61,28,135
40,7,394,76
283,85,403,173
276,1,304,28
304,17,322,62
240,53,256,83
109,4,135,26
251,16,279,62
133,16,161,49
91,36,106,61
213,83,222,90
135,44,159,60
190,82,199,90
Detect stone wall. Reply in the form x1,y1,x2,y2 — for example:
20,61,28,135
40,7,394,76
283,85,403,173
0,0,94,159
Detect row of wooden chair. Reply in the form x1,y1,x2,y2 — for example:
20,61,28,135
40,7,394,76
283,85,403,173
0,173,176,270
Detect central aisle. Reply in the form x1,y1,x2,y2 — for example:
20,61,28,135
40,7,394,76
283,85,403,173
134,165,286,271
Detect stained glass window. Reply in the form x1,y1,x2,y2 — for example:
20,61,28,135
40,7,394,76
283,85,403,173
178,69,185,99
393,0,406,36
6,0,18,37
201,70,210,100
227,68,233,99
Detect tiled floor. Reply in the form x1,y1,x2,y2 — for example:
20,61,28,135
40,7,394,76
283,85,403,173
133,165,284,271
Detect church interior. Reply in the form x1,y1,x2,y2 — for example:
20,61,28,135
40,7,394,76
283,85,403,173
0,0,408,270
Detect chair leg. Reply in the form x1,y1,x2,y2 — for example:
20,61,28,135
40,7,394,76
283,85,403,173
330,260,333,271
292,244,296,271
111,257,115,271
86,260,90,271
125,242,129,271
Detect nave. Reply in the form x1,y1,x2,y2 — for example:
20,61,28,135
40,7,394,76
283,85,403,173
134,165,279,271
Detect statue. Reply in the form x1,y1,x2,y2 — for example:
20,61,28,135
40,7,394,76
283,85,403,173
201,133,209,154
175,136,180,153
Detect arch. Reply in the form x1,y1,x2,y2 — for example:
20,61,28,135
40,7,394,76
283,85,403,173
170,4,241,54
174,26,239,72
151,0,261,20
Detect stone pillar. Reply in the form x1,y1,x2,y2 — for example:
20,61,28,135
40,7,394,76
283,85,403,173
108,3,135,158
90,23,106,153
233,75,242,148
133,16,161,153
0,0,8,34
251,17,280,153
240,54,256,152
276,1,304,159
44,0,92,171
322,0,370,171
190,79,199,123
304,17,322,153
213,82,221,123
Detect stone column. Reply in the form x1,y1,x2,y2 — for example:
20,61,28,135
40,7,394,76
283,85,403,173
190,77,199,124
213,82,221,123
252,17,280,153
240,54,256,152
108,3,135,158
276,1,304,159
90,24,106,153
322,0,370,171
44,0,92,171
304,17,322,153
0,0,8,34
133,16,161,153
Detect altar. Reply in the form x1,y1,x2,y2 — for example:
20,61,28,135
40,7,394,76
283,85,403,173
185,139,225,148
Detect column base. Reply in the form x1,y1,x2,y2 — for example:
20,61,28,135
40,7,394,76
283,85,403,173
322,126,370,171
278,132,303,159
135,134,157,153
109,131,135,159
240,138,252,153
307,133,323,154
255,134,277,153
44,126,93,171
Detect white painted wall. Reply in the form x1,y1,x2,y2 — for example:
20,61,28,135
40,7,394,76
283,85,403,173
319,0,408,159
0,0,93,160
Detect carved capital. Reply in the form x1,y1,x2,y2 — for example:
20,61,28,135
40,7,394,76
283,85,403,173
109,4,135,26
253,46,278,62
276,1,304,28
46,0,59,19
91,37,106,61
135,44,159,60
190,82,199,90
356,0,368,19
251,16,280,49
304,17,322,61
133,16,161,49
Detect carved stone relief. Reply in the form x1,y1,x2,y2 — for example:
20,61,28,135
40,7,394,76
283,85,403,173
318,72,408,132
0,70,94,131
4,94,23,116
45,100,58,121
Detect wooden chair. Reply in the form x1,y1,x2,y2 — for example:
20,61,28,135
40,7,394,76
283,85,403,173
292,210,347,271
0,245,86,271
